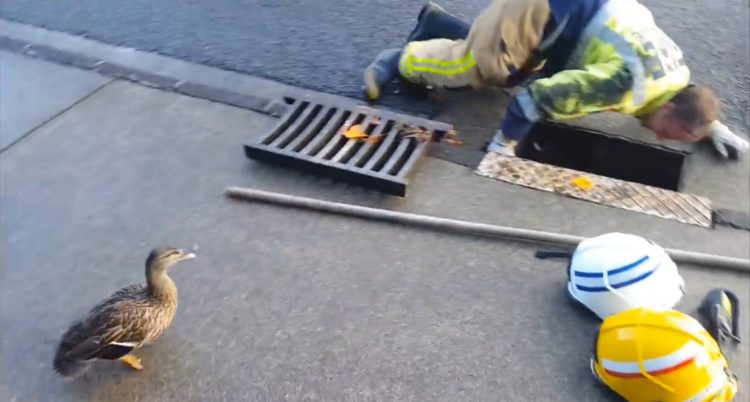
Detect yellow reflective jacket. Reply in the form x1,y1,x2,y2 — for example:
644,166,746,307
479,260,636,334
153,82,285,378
528,0,690,121
502,0,691,141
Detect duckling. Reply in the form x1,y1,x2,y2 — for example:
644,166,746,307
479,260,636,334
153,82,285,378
53,247,196,378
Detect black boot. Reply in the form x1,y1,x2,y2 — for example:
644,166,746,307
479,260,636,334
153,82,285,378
406,1,471,43
363,48,402,101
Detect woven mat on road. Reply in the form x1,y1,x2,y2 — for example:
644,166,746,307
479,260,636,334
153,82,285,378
475,152,713,228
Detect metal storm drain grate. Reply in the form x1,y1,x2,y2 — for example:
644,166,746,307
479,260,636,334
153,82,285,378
244,96,453,196
475,152,713,227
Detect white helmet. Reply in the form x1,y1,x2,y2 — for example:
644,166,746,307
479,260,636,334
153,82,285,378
567,232,685,320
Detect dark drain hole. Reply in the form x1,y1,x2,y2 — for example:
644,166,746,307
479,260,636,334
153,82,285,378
382,120,395,134
515,122,687,191
388,140,417,175
308,111,350,156
340,141,364,164
294,108,336,152
262,101,307,145
279,105,322,149
324,113,364,160
373,135,402,172
356,119,396,168
337,121,378,163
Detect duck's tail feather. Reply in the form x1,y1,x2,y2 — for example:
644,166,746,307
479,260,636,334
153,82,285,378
53,353,91,378
53,324,98,378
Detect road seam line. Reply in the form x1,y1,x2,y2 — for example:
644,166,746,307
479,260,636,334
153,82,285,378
0,79,114,154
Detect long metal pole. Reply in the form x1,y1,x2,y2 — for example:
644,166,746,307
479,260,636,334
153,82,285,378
225,186,750,273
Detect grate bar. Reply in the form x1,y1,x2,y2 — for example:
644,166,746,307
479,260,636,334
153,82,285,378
382,136,415,176
286,107,334,152
351,120,393,167
331,115,374,163
261,100,306,145
364,125,401,171
398,132,433,176
315,112,362,161
273,103,321,148
301,108,347,156
244,96,453,196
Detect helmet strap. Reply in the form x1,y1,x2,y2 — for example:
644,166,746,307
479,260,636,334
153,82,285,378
634,310,677,393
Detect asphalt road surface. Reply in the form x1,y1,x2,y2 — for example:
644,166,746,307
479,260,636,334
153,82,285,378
2,0,748,126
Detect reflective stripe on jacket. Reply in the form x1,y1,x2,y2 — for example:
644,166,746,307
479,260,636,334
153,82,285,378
503,0,691,141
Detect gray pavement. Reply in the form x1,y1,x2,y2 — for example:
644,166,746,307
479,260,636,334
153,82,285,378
1,51,749,402
0,50,110,150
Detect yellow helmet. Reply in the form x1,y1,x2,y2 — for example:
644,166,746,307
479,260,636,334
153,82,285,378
591,308,738,402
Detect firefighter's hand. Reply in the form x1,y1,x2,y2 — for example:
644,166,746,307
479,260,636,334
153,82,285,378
710,120,749,160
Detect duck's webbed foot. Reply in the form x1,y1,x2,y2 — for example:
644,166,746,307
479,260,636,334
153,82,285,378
119,354,143,371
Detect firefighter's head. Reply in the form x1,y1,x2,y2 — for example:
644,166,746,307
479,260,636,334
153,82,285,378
642,84,721,143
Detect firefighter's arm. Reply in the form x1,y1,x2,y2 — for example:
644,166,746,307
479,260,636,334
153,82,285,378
498,59,632,143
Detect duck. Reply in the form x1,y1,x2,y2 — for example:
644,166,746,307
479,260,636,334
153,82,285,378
53,247,196,378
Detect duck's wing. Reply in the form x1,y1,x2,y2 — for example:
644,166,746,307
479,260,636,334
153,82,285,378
63,307,151,361
63,337,138,361
63,285,154,361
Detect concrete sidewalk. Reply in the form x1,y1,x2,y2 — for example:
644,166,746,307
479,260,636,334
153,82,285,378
1,51,748,401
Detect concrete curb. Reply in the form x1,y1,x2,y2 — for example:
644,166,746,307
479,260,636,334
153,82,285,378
0,18,411,119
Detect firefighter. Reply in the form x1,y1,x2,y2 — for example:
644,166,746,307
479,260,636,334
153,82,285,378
363,0,749,160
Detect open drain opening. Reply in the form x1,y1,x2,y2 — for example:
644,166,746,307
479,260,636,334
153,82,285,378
515,122,687,191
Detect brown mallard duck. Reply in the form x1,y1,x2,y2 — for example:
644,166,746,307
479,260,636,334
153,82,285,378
53,247,196,378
